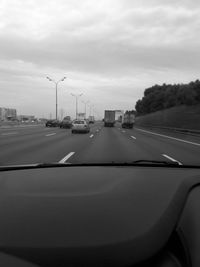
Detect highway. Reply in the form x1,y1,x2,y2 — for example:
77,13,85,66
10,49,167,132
0,122,200,166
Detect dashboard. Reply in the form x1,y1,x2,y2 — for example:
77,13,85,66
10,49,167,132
0,166,200,266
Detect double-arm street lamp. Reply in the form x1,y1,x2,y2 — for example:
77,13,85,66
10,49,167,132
46,76,66,120
71,93,83,119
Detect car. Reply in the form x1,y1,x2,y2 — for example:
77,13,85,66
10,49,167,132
71,119,90,133
60,117,72,129
45,120,60,127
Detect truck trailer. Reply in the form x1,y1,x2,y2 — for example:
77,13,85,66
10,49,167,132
104,110,115,127
88,116,95,124
122,114,135,129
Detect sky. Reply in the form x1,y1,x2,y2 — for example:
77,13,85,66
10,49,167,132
1,0,200,119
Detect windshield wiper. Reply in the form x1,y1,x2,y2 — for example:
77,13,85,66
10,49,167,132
4,161,200,173
0,162,70,172
131,160,181,166
36,162,70,167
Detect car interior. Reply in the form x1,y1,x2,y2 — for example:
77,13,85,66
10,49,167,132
0,165,200,267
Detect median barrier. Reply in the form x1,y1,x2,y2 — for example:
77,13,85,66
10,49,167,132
0,122,44,128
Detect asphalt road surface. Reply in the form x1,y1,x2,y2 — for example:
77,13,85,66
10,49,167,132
0,122,200,166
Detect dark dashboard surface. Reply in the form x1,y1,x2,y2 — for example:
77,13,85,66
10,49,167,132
0,166,200,266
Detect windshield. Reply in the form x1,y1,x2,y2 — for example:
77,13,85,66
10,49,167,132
0,0,200,166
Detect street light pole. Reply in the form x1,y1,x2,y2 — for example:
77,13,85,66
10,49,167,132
82,100,90,119
46,76,66,120
71,93,83,119
89,104,94,116
56,82,58,120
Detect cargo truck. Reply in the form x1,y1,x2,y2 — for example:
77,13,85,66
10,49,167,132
88,115,95,124
104,110,115,127
122,114,135,129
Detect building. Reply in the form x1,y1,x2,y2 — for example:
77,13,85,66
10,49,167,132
0,107,17,121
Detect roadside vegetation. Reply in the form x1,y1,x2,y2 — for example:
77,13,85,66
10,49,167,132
135,80,200,115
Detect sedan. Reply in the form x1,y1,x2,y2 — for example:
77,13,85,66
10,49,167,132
45,120,60,127
60,119,72,129
71,120,90,133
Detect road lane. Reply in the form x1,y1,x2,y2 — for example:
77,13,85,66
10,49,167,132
0,123,102,165
136,128,200,147
0,122,199,166
69,125,165,164
71,124,200,165
132,127,200,165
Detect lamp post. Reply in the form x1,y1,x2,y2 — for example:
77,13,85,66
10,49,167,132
71,93,83,119
82,100,90,119
89,104,94,117
46,76,66,120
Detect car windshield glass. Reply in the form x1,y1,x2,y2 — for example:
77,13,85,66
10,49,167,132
0,0,200,166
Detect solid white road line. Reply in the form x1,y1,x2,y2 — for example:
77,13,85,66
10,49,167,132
131,135,136,139
59,152,75,163
136,128,200,147
1,132,18,136
90,134,94,138
45,133,56,137
162,154,182,165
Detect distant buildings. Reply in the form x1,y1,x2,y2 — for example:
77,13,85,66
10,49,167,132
0,107,17,121
0,107,37,122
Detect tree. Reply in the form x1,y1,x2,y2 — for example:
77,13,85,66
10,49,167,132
135,79,200,115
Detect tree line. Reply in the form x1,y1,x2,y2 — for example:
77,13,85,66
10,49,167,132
125,110,136,115
135,79,200,115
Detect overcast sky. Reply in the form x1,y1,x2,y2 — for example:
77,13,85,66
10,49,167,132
1,0,200,119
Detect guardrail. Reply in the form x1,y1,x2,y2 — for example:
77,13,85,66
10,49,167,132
0,122,44,128
134,124,200,136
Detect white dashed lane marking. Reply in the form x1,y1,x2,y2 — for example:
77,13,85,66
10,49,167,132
59,152,75,163
1,132,18,136
45,133,56,137
90,134,94,138
162,154,182,165
131,135,136,139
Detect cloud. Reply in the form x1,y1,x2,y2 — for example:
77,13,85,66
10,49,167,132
0,0,200,117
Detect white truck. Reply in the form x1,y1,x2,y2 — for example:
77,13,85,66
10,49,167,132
122,114,135,129
104,110,115,127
